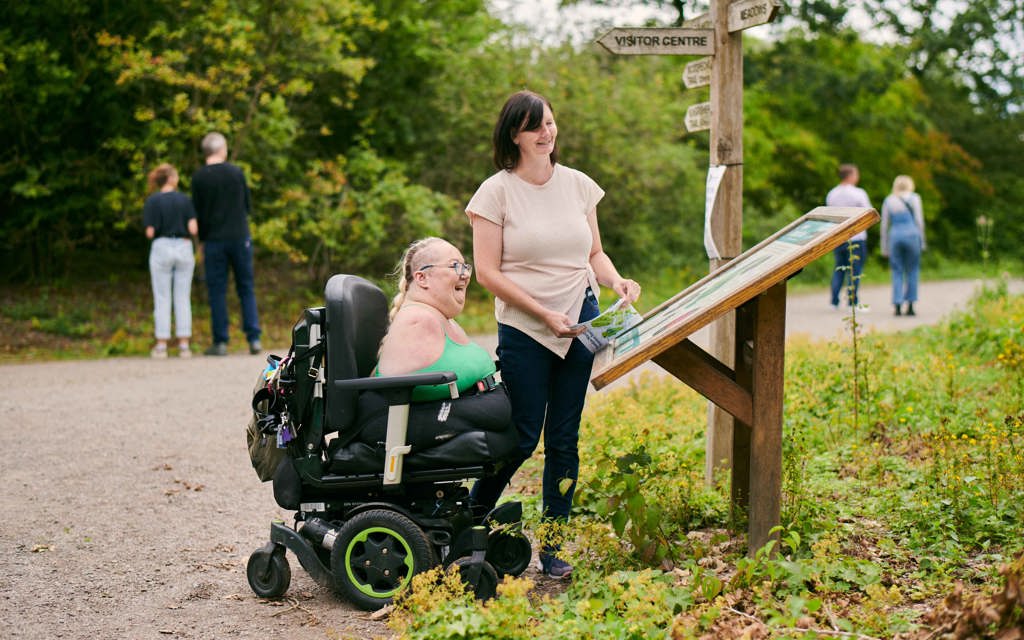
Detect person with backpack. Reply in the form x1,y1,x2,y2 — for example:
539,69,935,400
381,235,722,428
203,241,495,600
880,175,926,316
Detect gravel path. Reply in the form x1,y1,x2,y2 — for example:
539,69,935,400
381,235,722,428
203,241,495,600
1,278,1018,639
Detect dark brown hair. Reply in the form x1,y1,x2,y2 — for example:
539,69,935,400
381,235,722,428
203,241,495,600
492,90,558,171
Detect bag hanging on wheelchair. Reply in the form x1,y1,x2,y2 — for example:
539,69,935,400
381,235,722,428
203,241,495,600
246,355,296,482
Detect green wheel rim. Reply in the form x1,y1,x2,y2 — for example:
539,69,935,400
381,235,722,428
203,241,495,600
344,526,416,598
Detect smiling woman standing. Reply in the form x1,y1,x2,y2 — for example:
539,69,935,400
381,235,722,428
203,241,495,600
465,90,640,579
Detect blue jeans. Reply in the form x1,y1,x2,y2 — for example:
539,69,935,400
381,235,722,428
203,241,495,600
203,238,261,344
890,228,922,305
149,238,195,339
830,239,867,306
471,289,600,520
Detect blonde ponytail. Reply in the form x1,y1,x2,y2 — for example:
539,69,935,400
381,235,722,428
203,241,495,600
388,237,443,322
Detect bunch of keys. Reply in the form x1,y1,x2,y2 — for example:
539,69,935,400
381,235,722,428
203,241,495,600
275,410,295,448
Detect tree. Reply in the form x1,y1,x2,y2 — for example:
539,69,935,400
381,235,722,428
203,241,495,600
93,0,454,282
415,33,709,274
0,1,170,280
744,30,992,255
864,0,1023,113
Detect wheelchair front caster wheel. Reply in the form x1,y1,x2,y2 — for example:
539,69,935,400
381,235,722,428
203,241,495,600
452,556,499,601
247,544,291,598
486,529,532,577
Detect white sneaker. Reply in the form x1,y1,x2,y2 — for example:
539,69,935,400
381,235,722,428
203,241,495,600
830,303,840,312
853,303,871,314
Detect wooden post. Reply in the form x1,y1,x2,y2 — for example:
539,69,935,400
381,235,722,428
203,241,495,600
730,283,785,553
730,301,753,514
747,283,786,552
705,0,745,485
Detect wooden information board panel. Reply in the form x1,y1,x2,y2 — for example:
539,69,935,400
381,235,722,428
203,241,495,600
589,205,877,554
591,206,878,390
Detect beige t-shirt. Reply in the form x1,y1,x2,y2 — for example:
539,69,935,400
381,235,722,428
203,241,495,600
466,164,604,357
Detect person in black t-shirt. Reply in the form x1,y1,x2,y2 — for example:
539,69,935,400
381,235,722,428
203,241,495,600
143,163,198,358
191,132,262,356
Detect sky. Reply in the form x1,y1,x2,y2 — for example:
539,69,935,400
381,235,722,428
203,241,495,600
486,0,931,45
487,0,1020,107
488,0,677,45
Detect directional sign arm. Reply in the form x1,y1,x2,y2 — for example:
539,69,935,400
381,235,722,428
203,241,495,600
597,28,715,56
728,0,781,33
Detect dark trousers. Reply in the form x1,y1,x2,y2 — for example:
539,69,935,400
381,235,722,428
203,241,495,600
203,238,261,344
471,291,599,520
830,239,867,306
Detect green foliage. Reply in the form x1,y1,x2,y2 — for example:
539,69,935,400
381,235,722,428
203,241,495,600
573,377,729,567
2,0,1021,303
255,148,457,282
395,32,709,273
392,563,694,640
94,0,381,217
398,288,1024,638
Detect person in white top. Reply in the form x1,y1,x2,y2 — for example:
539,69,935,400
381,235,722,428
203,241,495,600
826,164,873,311
465,90,640,579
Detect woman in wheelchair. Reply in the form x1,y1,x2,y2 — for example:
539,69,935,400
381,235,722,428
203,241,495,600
246,240,529,608
354,237,512,454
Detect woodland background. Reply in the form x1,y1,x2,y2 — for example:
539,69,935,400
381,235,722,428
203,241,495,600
2,0,1021,288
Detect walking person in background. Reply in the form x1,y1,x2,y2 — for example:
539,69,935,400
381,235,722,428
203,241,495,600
144,163,198,359
191,132,262,356
880,175,926,316
827,163,873,312
465,90,641,579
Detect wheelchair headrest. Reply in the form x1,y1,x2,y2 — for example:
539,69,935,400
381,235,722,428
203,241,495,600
324,274,389,433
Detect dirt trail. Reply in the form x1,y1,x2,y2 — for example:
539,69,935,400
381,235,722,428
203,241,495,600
1,279,1018,639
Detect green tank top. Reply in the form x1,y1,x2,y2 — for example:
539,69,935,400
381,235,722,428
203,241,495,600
375,319,496,402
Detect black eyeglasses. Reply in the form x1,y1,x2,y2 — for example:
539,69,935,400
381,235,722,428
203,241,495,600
418,261,473,277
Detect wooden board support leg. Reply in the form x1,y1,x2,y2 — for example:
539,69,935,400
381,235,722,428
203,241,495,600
734,282,786,554
731,301,753,518
652,283,786,557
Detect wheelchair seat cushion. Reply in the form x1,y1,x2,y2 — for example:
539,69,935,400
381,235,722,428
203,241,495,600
324,386,518,474
355,385,513,453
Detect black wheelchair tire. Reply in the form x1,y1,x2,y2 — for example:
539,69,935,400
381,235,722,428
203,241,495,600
330,509,437,610
452,556,499,601
486,529,533,577
247,546,291,598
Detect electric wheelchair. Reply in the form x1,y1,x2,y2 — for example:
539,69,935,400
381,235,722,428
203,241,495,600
246,274,533,610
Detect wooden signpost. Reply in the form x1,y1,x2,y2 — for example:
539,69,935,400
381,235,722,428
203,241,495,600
590,207,879,553
597,0,798,553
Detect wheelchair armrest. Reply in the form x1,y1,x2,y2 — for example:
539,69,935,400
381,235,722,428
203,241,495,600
333,371,458,404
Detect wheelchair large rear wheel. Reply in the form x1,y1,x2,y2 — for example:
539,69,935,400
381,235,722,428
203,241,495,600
331,509,437,610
